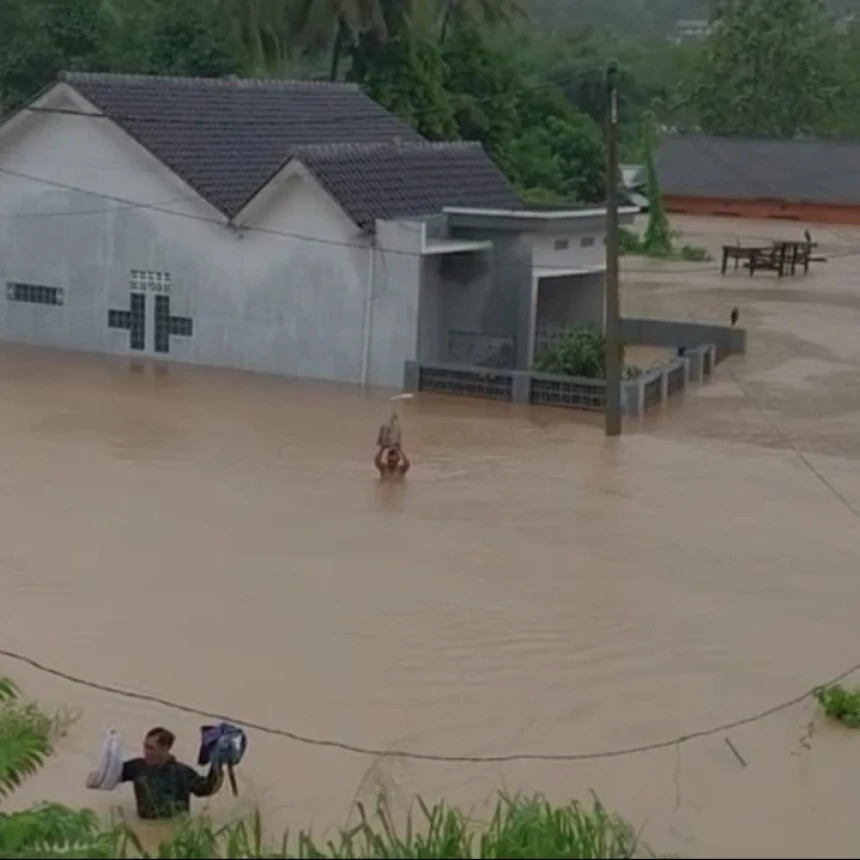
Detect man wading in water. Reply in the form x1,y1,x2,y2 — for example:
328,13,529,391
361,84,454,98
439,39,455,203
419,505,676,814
87,726,224,819
375,411,410,478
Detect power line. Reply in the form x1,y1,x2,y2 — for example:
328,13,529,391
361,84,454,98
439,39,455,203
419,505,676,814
0,164,729,276
0,646,855,764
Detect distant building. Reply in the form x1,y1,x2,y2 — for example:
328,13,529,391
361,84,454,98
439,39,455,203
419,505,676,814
673,18,710,41
620,163,648,212
656,134,860,225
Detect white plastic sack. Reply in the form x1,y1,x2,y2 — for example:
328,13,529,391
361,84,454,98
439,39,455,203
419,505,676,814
377,413,402,449
89,728,123,790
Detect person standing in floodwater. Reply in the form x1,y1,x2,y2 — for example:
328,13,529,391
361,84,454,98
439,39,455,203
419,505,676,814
87,726,224,819
374,444,410,478
375,411,410,478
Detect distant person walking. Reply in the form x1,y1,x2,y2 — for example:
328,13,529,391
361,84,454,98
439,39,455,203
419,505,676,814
375,411,410,478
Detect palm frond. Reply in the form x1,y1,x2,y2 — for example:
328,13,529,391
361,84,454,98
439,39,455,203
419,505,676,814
0,709,54,800
0,678,68,802
0,678,19,704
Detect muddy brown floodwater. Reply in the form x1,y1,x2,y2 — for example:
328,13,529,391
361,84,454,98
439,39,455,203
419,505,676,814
4,215,860,858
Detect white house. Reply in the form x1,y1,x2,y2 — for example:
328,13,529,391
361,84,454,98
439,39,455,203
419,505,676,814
0,72,633,388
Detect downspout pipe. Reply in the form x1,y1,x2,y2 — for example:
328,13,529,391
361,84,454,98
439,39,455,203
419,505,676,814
360,233,376,388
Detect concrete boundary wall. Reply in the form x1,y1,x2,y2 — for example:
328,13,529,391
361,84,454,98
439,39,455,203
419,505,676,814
403,349,716,417
620,317,746,361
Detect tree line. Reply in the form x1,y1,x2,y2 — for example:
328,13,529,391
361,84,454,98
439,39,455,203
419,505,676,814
1,0,859,205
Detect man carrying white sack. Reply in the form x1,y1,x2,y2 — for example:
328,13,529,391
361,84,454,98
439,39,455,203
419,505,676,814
86,726,224,820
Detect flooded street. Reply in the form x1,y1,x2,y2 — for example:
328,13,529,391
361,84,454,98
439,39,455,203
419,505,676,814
3,215,860,857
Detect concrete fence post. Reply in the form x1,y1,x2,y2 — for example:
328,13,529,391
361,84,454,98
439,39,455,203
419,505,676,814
402,360,420,393
511,372,531,405
660,368,669,404
706,345,716,376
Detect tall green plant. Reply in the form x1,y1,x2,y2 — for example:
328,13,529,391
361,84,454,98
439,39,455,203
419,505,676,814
640,113,672,257
0,678,55,800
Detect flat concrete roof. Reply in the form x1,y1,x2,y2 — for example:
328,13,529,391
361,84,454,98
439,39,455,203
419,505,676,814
421,237,493,255
535,265,606,279
444,205,638,233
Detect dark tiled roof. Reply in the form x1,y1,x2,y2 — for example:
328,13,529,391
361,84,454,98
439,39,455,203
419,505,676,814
657,134,860,206
290,141,521,229
61,72,423,217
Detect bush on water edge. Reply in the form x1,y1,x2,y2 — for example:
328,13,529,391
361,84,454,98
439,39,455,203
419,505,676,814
814,683,860,727
0,793,647,859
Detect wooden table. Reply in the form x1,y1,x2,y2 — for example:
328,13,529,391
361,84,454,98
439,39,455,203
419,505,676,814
721,241,819,277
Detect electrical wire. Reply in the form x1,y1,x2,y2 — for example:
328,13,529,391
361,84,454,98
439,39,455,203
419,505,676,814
0,647,854,764
0,165,731,275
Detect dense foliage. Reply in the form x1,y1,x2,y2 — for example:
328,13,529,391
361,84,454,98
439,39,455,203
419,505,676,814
1,0,859,218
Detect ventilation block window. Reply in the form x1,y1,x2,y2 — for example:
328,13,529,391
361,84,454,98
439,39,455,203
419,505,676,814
581,236,596,247
130,270,171,294
553,239,569,251
6,282,64,306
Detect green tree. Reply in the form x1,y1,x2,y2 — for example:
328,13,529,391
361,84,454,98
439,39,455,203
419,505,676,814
104,0,240,77
827,20,860,137
437,0,526,44
442,26,605,203
508,89,605,203
215,0,293,74
0,0,106,111
291,0,389,81
349,31,458,139
694,0,836,137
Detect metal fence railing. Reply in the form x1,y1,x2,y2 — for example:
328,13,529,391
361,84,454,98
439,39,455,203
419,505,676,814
446,330,515,369
418,364,513,401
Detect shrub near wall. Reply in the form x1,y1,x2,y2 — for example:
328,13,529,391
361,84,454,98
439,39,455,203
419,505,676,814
533,326,642,380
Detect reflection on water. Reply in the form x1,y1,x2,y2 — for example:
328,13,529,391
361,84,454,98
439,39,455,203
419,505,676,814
3,217,860,858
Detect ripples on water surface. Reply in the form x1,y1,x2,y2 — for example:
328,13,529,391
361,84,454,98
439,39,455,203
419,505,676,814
4,217,860,858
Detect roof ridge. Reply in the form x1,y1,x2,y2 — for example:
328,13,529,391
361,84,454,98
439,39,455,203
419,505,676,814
663,132,860,148
60,71,359,91
290,140,484,156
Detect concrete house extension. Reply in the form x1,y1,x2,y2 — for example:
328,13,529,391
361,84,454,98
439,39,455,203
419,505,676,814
0,72,629,389
657,134,860,226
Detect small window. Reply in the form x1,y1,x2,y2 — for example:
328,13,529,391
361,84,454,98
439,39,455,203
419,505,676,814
581,236,596,247
553,239,569,251
6,282,64,306
130,270,171,295
169,316,193,337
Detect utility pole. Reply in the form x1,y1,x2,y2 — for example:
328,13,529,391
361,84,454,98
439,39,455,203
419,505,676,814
604,60,622,437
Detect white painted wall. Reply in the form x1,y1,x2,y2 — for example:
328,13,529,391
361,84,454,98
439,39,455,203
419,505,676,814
0,88,419,388
530,228,607,272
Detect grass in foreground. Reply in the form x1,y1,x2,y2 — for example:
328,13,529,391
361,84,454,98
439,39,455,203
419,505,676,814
2,793,644,859
814,683,860,727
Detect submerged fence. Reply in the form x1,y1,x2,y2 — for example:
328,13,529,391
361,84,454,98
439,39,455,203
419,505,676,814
404,316,744,416
404,344,718,417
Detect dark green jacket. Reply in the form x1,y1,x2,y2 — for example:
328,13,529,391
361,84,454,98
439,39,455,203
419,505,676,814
121,756,223,819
